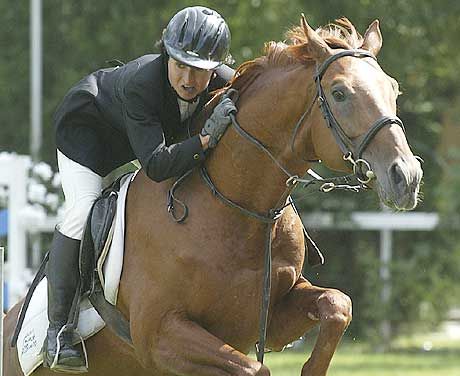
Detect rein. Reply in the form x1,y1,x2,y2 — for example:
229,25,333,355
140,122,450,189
167,48,407,364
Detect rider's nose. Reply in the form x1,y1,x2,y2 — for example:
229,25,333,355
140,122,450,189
184,68,193,83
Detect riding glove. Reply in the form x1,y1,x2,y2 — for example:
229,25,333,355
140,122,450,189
201,96,237,148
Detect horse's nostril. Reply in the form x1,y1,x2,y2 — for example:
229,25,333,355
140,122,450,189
390,163,404,187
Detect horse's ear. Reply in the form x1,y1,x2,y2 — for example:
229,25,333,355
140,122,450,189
300,14,332,61
362,20,383,56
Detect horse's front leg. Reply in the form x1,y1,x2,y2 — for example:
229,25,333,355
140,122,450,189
266,276,352,376
132,310,269,376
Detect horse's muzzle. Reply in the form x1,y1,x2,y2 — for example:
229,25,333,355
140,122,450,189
385,157,423,210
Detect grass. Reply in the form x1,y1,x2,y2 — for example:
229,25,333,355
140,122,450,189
261,334,460,376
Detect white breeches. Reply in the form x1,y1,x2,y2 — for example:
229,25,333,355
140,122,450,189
57,150,102,240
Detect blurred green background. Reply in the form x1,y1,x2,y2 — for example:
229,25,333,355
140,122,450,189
1,0,459,374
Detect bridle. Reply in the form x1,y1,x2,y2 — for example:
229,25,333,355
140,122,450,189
313,49,405,183
215,49,406,191
167,48,407,364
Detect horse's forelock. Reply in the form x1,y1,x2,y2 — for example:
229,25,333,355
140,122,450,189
225,17,366,98
285,17,364,61
237,18,367,70
317,18,364,49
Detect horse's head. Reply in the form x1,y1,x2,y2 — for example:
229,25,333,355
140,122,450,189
293,16,423,210
204,16,422,211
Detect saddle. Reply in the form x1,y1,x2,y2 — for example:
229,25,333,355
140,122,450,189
79,174,133,345
11,173,133,350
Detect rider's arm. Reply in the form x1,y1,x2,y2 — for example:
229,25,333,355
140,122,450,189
122,89,206,182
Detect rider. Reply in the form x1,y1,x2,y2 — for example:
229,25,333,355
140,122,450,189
43,6,236,373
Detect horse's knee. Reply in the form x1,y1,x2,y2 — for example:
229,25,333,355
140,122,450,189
256,364,271,376
318,289,352,328
231,362,270,376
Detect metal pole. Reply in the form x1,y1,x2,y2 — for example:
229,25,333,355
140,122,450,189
379,227,392,351
30,0,43,298
0,246,4,376
30,0,43,161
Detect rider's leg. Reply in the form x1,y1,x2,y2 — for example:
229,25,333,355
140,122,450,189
43,229,85,371
42,150,102,373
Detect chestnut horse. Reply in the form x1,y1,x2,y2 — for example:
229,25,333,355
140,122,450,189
4,16,422,376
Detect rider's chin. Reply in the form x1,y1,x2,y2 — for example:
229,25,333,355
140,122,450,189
179,88,199,102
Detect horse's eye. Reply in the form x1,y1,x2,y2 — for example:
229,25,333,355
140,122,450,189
332,89,346,102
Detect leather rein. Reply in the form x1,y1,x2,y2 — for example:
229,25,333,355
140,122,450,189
167,49,407,364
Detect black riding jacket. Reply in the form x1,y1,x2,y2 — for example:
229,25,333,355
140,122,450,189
54,54,228,181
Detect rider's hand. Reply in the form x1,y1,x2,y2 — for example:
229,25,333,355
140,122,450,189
200,96,237,149
199,134,210,150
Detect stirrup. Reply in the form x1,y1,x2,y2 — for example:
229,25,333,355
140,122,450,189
50,325,89,373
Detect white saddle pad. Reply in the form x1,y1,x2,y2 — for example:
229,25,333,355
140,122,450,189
17,172,135,376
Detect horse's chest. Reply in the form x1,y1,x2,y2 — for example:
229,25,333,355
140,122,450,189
189,260,297,349
202,254,296,299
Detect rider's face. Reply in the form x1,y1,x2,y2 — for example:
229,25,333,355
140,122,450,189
167,58,213,101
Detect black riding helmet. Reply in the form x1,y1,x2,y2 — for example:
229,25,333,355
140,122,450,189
163,6,231,70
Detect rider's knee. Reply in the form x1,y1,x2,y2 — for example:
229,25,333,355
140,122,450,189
59,196,98,239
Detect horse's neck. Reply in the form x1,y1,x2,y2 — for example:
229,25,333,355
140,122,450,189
204,65,315,215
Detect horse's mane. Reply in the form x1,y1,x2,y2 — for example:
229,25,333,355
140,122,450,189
229,17,364,92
